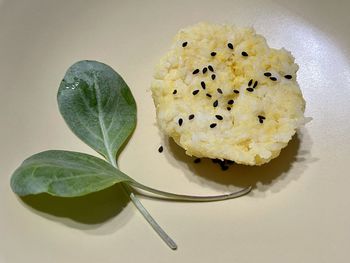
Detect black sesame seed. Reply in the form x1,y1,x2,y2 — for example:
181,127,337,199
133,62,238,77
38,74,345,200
211,74,216,80
270,77,277,81
246,88,254,92
178,118,183,126
213,100,218,107
264,72,271,77
210,123,217,128
233,89,240,94
216,160,229,170
182,42,188,47
227,43,234,49
227,107,232,111
208,65,214,72
201,81,206,89
228,99,234,105
158,146,163,153
189,114,195,120
217,88,223,94
173,89,177,94
212,159,220,164
192,89,200,95
284,74,292,79
248,79,253,86
211,52,217,56
221,165,229,171
192,69,200,74
226,160,235,165
206,93,212,98
241,51,248,57
258,115,266,124
202,67,208,74
253,81,258,88
215,115,223,120
194,158,201,163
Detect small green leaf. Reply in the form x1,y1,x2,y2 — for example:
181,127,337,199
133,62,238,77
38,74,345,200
57,60,136,165
10,150,132,197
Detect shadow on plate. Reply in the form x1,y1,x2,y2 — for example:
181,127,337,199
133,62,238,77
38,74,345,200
163,128,315,196
20,183,130,225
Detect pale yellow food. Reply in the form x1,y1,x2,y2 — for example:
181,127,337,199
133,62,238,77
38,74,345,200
151,23,306,165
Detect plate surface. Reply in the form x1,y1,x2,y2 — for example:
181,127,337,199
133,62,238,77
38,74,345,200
0,0,349,262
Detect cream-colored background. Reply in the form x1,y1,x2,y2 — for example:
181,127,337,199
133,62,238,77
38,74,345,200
0,0,349,262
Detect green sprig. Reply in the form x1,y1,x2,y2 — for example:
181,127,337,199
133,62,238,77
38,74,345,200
10,60,251,250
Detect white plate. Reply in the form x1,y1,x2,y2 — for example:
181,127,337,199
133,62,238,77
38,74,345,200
1,0,349,262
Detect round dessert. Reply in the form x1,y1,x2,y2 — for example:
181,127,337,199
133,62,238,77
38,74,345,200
151,23,306,165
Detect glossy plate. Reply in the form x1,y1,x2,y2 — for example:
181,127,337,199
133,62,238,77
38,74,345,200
0,0,349,262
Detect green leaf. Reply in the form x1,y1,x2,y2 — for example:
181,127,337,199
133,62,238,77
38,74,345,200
10,150,132,197
57,60,136,165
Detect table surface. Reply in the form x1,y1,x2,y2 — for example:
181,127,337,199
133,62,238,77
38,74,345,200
0,0,349,262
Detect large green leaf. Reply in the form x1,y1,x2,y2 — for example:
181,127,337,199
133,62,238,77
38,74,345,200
57,60,136,165
10,150,132,197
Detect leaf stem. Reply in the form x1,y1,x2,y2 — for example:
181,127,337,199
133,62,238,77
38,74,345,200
122,184,177,250
108,157,177,250
130,181,252,202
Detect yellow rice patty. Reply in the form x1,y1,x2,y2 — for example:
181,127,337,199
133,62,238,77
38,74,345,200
151,23,305,165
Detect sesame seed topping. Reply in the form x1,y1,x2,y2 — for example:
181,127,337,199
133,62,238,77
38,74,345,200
173,89,177,94
227,43,234,49
202,67,208,74
264,72,271,77
208,65,214,72
201,81,206,89
192,89,199,95
211,52,217,56
215,115,223,120
221,165,229,171
241,51,248,57
210,123,217,128
227,107,231,111
194,158,201,163
213,100,218,107
158,146,163,153
248,79,253,86
212,159,233,171
284,74,292,79
189,114,195,120
228,99,234,105
220,165,229,171
192,69,200,74
246,88,254,92
178,118,183,126
233,89,240,94
253,81,258,88
270,77,277,81
211,74,216,80
258,115,266,124
217,88,223,94
182,42,188,47
206,93,212,98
